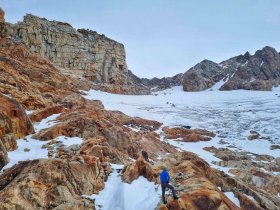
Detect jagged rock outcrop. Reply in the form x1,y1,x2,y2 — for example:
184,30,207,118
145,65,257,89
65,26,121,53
0,94,34,170
29,105,65,122
183,60,224,91
182,47,280,91
221,46,280,90
122,157,156,183
0,158,110,210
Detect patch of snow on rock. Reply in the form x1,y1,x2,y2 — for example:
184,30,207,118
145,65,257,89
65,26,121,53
83,164,161,210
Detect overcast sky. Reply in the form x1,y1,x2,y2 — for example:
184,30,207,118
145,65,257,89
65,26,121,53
1,0,280,78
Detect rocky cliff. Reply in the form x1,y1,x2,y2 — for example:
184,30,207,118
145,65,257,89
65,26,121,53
0,11,148,94
220,47,280,90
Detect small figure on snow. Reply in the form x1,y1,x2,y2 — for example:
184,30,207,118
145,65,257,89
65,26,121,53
160,166,179,204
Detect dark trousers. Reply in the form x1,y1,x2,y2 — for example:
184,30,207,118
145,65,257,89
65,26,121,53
161,182,176,202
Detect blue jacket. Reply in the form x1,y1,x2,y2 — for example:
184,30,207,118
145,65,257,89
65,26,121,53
160,168,170,184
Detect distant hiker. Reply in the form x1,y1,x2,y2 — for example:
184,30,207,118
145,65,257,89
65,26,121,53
160,167,179,204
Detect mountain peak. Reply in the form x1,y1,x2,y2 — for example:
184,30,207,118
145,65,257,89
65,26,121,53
255,46,279,59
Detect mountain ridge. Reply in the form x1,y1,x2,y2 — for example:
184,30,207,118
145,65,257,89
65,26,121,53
144,46,280,92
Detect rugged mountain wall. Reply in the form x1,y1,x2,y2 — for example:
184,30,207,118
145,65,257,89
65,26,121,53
0,9,149,94
2,14,128,85
183,47,280,91
220,46,280,90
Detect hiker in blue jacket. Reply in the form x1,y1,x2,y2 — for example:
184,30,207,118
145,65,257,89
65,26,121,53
160,167,179,204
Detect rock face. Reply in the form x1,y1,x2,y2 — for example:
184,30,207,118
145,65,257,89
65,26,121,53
221,46,280,90
123,151,280,210
0,38,83,109
183,60,224,91
183,47,280,91
0,94,34,169
0,158,109,210
141,73,183,91
0,11,148,94
3,14,128,84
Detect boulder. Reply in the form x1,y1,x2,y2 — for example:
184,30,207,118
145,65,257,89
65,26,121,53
0,158,109,209
122,157,156,183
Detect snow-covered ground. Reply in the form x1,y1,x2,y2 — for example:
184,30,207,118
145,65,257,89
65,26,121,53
224,192,240,207
1,114,83,173
83,164,161,210
82,86,280,209
84,86,280,161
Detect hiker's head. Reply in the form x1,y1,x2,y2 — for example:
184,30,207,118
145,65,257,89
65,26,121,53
163,166,167,171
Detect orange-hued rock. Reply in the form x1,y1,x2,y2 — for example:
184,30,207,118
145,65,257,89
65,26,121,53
33,97,176,162
0,38,84,109
80,136,117,162
0,94,34,169
29,105,65,122
0,158,109,210
163,126,215,142
122,157,157,183
160,194,199,210
236,193,263,210
122,151,241,210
